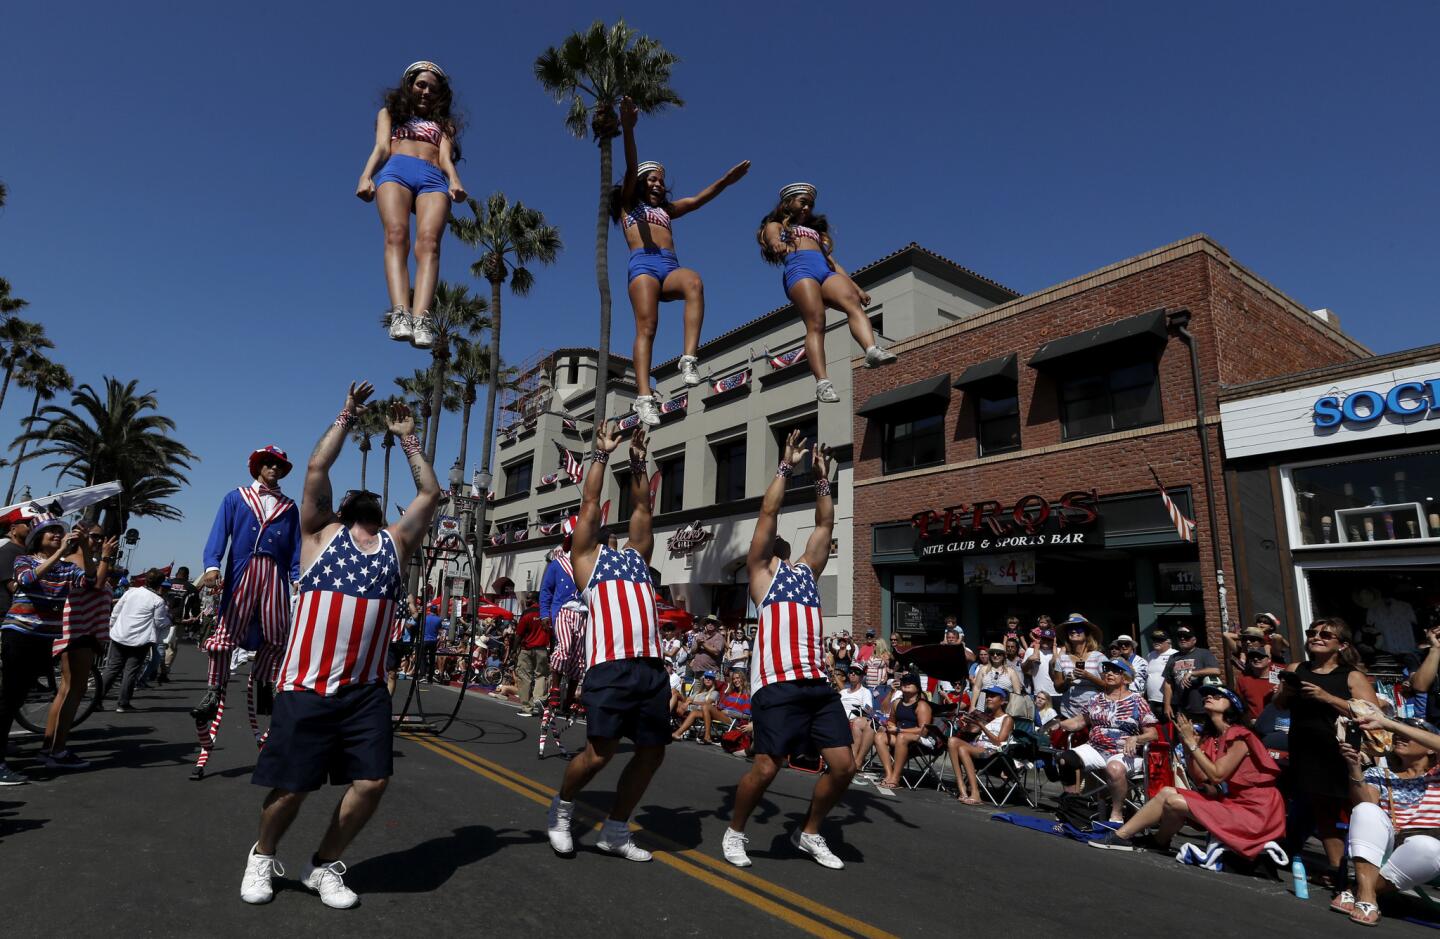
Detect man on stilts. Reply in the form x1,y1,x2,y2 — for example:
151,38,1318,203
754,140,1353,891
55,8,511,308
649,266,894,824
537,515,588,757
191,444,301,779
546,424,666,860
723,430,855,869
240,382,439,908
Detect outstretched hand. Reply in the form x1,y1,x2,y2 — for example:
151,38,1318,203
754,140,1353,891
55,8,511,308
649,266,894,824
723,160,751,186
783,428,810,467
620,96,637,130
812,442,834,482
346,381,376,415
595,420,624,453
630,426,649,463
387,401,415,438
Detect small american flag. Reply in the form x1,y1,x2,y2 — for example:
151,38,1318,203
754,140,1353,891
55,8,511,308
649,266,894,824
768,347,807,370
712,369,751,394
554,441,584,484
660,393,688,414
1150,466,1197,543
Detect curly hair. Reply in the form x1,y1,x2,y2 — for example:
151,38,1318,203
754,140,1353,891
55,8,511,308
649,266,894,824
610,168,673,225
756,195,831,265
384,70,464,161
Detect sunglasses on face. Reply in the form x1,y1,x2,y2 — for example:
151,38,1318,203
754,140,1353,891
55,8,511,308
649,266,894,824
1101,664,1125,674
1305,629,1340,640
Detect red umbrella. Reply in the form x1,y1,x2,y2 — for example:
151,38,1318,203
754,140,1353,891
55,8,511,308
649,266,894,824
656,601,694,630
473,602,516,621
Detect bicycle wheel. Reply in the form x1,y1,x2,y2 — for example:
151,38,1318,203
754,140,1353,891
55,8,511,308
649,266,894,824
66,659,104,731
15,665,59,735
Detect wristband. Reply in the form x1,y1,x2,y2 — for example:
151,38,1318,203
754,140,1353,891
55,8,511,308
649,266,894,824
335,408,355,428
401,434,422,458
592,450,610,465
629,456,647,475
775,462,794,479
814,477,833,497
102,555,118,564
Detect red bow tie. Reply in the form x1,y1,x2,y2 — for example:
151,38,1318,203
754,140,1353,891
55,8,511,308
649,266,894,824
256,486,282,497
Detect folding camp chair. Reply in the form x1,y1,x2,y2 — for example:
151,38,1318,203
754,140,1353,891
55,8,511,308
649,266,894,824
899,727,948,790
973,729,1040,807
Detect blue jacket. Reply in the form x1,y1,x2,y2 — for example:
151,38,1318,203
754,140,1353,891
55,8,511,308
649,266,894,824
538,555,578,621
203,486,301,618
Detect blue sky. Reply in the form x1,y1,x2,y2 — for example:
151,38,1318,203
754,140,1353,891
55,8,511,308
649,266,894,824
2,2,1437,570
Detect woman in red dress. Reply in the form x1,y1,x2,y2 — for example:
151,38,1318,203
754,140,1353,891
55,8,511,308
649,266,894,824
1091,684,1284,854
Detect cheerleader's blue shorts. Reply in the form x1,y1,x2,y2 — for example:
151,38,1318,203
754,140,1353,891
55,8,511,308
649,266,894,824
783,250,835,293
374,153,448,196
628,247,681,285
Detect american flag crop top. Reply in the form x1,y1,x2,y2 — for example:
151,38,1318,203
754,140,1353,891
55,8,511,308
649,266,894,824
781,225,826,248
391,117,444,147
623,204,672,232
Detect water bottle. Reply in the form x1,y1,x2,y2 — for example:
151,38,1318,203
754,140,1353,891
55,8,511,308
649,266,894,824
1291,858,1309,899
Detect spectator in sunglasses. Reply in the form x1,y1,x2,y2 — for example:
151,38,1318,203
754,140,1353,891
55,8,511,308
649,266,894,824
1236,648,1278,721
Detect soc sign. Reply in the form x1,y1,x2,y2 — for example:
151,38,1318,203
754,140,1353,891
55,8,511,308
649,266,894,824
1312,379,1440,429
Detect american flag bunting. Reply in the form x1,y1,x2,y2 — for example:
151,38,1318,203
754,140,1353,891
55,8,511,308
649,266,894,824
712,369,751,394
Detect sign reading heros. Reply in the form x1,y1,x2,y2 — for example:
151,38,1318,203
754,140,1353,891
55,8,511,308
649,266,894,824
911,490,1101,558
1312,379,1440,428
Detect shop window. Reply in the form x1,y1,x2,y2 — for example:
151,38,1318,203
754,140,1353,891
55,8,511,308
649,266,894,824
566,357,579,385
1059,360,1162,440
976,389,1021,455
613,468,634,521
882,409,946,474
1291,447,1440,546
657,455,684,514
713,437,747,503
772,414,819,489
502,457,532,497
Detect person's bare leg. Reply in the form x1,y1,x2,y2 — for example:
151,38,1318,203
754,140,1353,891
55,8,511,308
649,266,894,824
887,737,911,786
1153,790,1196,848
853,723,875,768
786,280,829,381
660,268,705,358
376,183,415,310
946,738,969,799
1354,859,1387,906
1105,762,1129,822
876,733,895,780
559,737,618,802
607,744,666,823
1114,787,1173,840
46,646,95,752
672,711,699,739
730,753,782,832
820,274,879,352
257,788,309,855
314,778,389,861
628,276,661,394
410,192,451,317
801,747,856,834
957,744,982,801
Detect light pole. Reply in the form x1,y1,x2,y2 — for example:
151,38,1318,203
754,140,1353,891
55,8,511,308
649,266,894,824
472,469,493,597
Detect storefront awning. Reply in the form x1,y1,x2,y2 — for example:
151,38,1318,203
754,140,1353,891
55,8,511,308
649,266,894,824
856,373,951,418
1027,308,1169,369
953,353,1018,389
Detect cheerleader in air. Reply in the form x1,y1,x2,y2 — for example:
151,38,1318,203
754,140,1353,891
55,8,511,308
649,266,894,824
356,61,467,349
614,96,749,426
758,183,895,403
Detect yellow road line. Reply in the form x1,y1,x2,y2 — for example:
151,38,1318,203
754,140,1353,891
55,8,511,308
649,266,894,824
400,733,898,939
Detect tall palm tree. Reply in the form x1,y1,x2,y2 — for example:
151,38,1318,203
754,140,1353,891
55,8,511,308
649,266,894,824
422,281,489,463
0,278,25,315
5,356,73,503
351,404,388,492
396,368,461,465
535,20,682,427
14,377,196,533
373,394,404,515
0,317,51,416
450,192,561,509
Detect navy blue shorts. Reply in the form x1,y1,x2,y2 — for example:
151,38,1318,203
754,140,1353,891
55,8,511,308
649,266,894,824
628,247,680,285
581,658,672,747
374,153,448,197
782,250,834,294
252,684,393,792
750,679,851,758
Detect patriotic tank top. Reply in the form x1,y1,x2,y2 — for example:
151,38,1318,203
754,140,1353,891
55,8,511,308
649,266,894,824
750,560,826,692
277,527,403,695
582,545,660,668
391,117,444,146
623,204,672,232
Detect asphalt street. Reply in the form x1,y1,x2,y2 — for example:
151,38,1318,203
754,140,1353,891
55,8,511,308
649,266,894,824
0,651,1428,937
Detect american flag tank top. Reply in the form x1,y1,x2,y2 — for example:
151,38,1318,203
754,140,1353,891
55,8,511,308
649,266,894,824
582,545,660,668
750,560,826,692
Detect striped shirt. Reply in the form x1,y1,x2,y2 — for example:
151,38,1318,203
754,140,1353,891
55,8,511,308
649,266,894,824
58,581,113,650
3,556,88,637
1365,765,1440,830
1082,692,1158,755
582,545,660,668
277,527,403,695
750,561,826,692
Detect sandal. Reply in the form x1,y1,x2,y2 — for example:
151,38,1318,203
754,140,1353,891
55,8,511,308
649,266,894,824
1330,890,1356,915
960,796,982,805
1349,901,1380,927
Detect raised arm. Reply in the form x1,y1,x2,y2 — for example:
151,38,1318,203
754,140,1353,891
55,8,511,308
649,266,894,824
356,107,392,203
385,401,442,561
303,382,374,537
619,96,639,209
748,430,807,603
570,421,625,577
800,442,836,575
670,160,751,218
625,427,654,562
761,221,791,260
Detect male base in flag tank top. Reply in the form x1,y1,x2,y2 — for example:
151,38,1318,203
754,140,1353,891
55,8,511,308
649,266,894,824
724,430,855,871
239,382,442,910
546,423,667,863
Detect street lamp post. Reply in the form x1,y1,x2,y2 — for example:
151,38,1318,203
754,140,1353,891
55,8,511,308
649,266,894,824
472,469,494,597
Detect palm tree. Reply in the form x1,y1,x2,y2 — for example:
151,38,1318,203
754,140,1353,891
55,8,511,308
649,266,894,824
421,281,489,463
13,377,196,533
5,356,73,503
373,394,404,514
0,278,25,315
396,368,462,465
0,317,51,416
351,404,388,491
535,20,682,427
450,192,561,504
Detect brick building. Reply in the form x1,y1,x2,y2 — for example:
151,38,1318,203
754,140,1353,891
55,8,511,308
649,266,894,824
851,234,1367,651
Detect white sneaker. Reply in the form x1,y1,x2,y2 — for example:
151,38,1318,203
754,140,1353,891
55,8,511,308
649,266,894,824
815,380,840,403
240,844,284,904
632,396,661,427
302,859,358,909
721,828,752,868
547,795,575,855
791,829,844,870
410,314,436,350
678,355,703,386
386,306,413,342
596,822,652,862
864,345,898,367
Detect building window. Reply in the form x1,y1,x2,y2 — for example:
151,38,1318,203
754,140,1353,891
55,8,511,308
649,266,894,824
976,389,1021,455
869,311,884,338
1291,447,1440,546
613,468,635,521
882,409,946,474
713,437,747,503
502,457,532,497
772,415,819,488
658,455,684,514
1059,361,1162,440
566,357,579,385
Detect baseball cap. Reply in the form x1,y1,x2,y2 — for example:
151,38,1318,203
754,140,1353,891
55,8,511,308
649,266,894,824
1241,627,1266,640
1245,647,1271,660
1199,685,1246,714
1175,626,1196,639
1149,627,1171,641
981,685,1011,700
702,670,716,679
900,673,922,688
847,664,864,675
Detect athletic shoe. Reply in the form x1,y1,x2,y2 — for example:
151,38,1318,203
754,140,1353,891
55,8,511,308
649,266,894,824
815,380,840,403
387,306,413,342
0,764,28,786
632,396,661,427
302,859,358,909
190,690,220,723
42,750,90,770
597,822,652,862
240,844,284,904
721,829,752,868
864,345,898,367
410,314,436,350
1088,832,1136,852
189,766,205,781
791,830,844,870
516,708,534,718
113,705,130,713
547,795,575,856
679,355,703,386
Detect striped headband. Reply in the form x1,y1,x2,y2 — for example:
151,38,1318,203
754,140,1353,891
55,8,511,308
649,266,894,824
779,182,816,201
636,161,665,177
403,60,447,81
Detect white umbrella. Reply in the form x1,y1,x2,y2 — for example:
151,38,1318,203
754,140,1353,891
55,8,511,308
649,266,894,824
0,480,123,524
